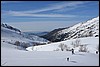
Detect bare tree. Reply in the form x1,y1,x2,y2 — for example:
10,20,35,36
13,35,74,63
32,46,34,50
14,41,20,46
96,44,99,53
71,41,75,48
64,45,69,51
59,43,65,51
79,44,88,52
74,39,81,47
22,42,29,48
71,39,81,48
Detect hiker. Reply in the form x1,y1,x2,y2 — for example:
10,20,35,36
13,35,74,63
67,57,69,61
72,48,74,54
96,51,98,54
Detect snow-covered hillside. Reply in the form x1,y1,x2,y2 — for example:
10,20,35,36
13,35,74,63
22,32,49,43
1,26,33,42
1,35,99,66
63,16,99,40
25,36,99,66
42,16,99,42
1,23,49,49
26,37,99,54
1,23,21,34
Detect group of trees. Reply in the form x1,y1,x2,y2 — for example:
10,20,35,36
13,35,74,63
71,39,88,52
57,39,88,52
79,45,88,52
58,43,70,51
14,41,30,49
71,39,81,48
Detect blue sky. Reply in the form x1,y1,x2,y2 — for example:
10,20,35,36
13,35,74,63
1,1,99,32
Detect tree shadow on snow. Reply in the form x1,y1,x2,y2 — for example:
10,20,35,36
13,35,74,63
74,53,85,56
1,61,7,66
70,61,77,63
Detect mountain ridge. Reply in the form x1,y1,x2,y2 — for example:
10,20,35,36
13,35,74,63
42,16,99,42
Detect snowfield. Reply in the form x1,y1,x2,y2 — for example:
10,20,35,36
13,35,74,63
27,37,99,53
1,27,99,66
1,36,99,66
1,42,99,66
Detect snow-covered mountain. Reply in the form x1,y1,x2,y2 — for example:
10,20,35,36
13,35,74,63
1,23,49,50
42,16,99,42
1,23,21,34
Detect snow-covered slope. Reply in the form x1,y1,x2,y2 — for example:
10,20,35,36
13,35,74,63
1,28,99,66
26,37,99,54
63,16,99,40
22,32,49,43
1,26,33,43
1,35,99,66
1,23,21,34
42,16,99,42
1,23,49,49
1,40,99,66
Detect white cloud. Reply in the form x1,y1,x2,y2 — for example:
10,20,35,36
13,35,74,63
1,1,20,4
16,1,88,14
1,1,89,18
6,10,76,18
